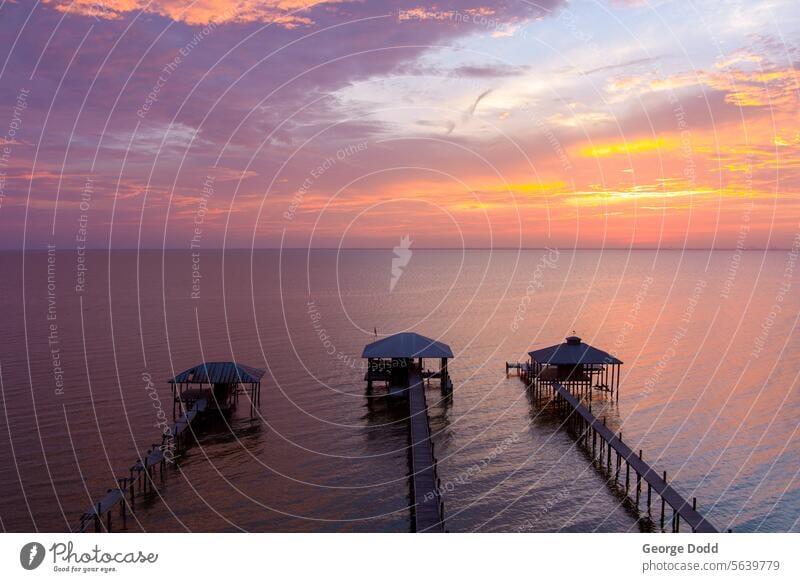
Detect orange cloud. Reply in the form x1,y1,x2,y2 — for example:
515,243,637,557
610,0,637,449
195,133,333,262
43,0,341,27
580,138,675,158
606,64,799,109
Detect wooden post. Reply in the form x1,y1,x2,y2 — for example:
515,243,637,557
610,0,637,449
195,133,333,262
610,364,615,399
636,450,642,506
625,460,630,494
647,482,652,513
661,470,667,530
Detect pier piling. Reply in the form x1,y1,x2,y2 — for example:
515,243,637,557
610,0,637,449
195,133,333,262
541,382,717,533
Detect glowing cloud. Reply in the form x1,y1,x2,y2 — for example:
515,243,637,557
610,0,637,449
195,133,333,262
42,0,344,27
580,138,675,158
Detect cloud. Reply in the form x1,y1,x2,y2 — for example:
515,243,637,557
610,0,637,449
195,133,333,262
582,55,663,76
466,88,493,116
42,0,342,28
579,137,675,158
451,64,530,78
606,62,799,110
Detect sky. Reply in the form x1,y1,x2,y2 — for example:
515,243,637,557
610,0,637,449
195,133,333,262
0,0,798,249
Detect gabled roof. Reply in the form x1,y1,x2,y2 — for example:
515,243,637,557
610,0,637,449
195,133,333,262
529,336,622,365
168,362,265,384
362,332,454,359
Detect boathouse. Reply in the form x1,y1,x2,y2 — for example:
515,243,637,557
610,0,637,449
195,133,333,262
529,335,623,398
362,332,453,394
169,361,264,417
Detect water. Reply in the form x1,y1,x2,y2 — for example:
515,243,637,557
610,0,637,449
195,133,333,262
0,249,797,532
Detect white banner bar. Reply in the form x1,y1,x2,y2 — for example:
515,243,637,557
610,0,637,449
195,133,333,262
1,533,797,581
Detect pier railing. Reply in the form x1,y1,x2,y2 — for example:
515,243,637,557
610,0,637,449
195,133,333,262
551,382,717,533
76,398,207,532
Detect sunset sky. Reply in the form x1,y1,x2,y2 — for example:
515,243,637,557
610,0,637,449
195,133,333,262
0,0,798,249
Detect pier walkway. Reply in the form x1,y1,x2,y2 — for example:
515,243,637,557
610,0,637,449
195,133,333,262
77,398,207,532
407,371,445,532
553,383,717,532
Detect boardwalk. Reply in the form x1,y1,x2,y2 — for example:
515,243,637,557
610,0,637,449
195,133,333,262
406,371,444,532
553,383,717,533
77,398,207,532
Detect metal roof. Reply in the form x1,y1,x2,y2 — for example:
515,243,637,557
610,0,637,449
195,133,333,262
168,362,265,384
362,332,454,359
529,336,622,365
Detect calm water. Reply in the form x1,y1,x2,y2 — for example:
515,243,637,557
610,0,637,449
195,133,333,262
0,249,798,532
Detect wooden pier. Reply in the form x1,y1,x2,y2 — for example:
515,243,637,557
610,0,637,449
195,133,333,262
77,361,264,532
549,381,717,533
362,332,450,532
510,335,718,533
77,398,207,532
407,371,445,532
506,362,530,376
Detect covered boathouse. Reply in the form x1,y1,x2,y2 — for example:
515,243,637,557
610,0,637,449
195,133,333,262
362,332,453,395
168,361,264,417
528,335,623,399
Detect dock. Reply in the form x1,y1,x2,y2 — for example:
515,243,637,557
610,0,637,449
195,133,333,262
551,382,717,533
510,335,717,533
407,371,445,532
505,361,529,375
77,360,265,532
76,397,207,532
362,332,451,532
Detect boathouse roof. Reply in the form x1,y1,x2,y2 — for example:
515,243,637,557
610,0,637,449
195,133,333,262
362,332,454,359
529,336,622,365
168,362,265,384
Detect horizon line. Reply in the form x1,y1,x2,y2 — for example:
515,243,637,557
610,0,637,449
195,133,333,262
1,246,795,252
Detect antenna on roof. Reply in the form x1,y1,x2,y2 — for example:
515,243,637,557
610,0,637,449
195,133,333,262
373,327,378,337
